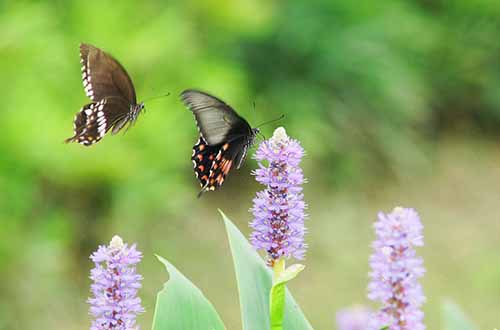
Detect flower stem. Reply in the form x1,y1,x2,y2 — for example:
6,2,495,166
270,258,286,330
273,258,286,283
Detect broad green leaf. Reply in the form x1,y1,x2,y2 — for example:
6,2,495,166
270,263,305,330
441,299,476,330
221,210,313,330
152,255,226,330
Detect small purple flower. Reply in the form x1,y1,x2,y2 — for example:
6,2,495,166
336,306,371,330
367,207,426,330
88,236,144,330
250,127,307,266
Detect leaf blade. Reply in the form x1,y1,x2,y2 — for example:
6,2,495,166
151,255,226,330
441,299,476,330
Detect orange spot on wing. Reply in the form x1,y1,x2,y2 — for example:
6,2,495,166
198,144,205,151
196,154,203,161
198,165,205,171
222,143,229,151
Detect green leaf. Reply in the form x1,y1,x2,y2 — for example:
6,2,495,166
275,263,305,285
441,299,476,330
152,255,226,330
270,262,305,330
221,210,313,330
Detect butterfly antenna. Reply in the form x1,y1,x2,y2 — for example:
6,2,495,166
142,92,171,103
257,131,266,142
255,114,285,128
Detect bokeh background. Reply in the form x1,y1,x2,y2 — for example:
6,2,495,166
1,0,500,329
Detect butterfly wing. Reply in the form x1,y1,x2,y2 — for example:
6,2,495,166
192,136,248,196
181,89,252,146
65,97,131,146
80,43,137,104
192,137,218,188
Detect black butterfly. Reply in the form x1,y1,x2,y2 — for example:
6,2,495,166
181,89,259,196
66,43,144,146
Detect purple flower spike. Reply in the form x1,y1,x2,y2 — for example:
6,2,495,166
88,236,144,330
336,306,371,330
250,127,307,266
367,207,426,330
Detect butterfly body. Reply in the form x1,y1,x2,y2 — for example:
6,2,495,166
181,89,259,196
66,43,144,146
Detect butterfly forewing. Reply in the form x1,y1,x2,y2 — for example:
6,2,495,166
65,97,131,146
80,43,137,103
181,89,252,146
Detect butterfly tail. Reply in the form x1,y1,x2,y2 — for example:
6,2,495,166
197,186,208,198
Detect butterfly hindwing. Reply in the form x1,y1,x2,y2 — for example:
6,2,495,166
192,136,247,196
65,97,131,146
192,137,217,188
205,142,235,190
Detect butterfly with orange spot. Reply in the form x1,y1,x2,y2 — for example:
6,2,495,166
181,89,259,197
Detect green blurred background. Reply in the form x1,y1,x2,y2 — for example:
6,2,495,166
1,0,500,329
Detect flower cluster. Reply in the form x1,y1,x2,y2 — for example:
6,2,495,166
250,127,307,265
88,236,144,330
367,207,426,330
336,306,371,330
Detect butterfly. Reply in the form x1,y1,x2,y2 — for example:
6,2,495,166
181,89,260,196
66,43,144,146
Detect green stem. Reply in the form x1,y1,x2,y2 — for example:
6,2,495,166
270,258,286,330
273,259,286,283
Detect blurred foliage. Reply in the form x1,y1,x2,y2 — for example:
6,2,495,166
0,0,500,329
